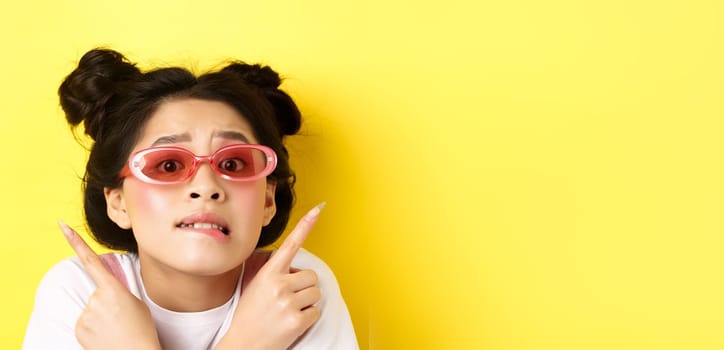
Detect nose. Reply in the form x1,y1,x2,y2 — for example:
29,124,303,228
187,163,226,201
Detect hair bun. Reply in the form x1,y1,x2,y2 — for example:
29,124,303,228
221,63,281,89
222,63,301,137
59,48,141,139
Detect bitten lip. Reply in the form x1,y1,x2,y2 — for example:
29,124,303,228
176,212,230,235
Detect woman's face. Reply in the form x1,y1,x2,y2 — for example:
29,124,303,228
105,98,276,277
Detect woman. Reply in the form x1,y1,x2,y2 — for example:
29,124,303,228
23,48,358,350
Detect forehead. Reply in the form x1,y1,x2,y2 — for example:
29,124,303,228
136,98,257,148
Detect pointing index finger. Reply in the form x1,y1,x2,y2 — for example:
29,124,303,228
58,220,119,288
267,202,325,272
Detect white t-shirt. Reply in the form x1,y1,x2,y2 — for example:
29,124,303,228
23,248,358,350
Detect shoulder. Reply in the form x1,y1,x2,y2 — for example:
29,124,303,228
36,252,138,292
27,253,134,315
34,252,136,289
291,249,334,277
23,257,95,349
290,249,344,296
288,249,360,349
33,256,97,300
24,253,139,349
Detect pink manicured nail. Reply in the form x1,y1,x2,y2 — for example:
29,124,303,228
309,202,326,216
305,202,327,221
57,220,73,239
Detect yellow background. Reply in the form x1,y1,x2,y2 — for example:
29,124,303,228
1,0,723,349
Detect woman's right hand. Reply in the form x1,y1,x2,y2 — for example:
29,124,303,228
216,204,325,350
59,222,162,350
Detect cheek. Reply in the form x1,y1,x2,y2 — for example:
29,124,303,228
123,183,175,218
224,182,270,231
227,182,268,211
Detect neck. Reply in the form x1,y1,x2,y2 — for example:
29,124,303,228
138,254,243,312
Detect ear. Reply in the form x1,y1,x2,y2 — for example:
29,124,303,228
104,187,131,229
262,181,277,226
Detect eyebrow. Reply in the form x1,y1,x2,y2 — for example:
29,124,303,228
213,130,250,143
151,134,191,146
150,131,251,147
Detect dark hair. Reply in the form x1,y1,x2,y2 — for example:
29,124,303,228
59,48,301,253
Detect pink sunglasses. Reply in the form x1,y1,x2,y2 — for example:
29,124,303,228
119,144,277,185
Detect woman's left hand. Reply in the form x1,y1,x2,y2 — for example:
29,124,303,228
214,204,324,350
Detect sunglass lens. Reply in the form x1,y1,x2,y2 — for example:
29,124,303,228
214,147,267,179
137,149,194,182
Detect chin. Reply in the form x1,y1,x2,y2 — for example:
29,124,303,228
174,257,244,277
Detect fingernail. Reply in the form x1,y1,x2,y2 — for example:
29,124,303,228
308,202,327,218
57,220,73,239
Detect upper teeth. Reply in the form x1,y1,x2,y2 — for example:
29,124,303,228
181,223,225,231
